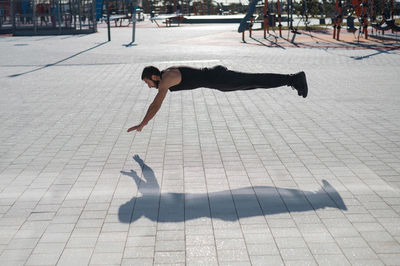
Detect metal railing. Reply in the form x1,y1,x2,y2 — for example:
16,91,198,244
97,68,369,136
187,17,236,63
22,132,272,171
0,0,97,35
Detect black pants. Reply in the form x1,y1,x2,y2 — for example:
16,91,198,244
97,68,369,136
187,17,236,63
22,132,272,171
202,65,291,92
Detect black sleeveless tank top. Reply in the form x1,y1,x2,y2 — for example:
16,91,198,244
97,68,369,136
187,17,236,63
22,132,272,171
162,66,209,92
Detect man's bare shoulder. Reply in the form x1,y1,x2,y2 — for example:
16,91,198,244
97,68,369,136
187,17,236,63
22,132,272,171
160,68,181,89
162,68,181,79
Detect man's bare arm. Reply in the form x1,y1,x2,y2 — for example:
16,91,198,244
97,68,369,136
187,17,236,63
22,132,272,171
127,69,181,132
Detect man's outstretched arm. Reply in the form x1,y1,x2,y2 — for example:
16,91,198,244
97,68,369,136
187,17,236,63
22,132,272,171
127,88,168,132
127,69,181,133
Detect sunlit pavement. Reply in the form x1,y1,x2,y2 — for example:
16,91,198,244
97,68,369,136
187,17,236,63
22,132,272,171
0,22,400,265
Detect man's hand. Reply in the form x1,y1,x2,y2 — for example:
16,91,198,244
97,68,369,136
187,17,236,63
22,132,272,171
127,124,145,132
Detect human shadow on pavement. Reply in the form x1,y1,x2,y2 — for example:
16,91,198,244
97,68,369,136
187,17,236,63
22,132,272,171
119,155,347,223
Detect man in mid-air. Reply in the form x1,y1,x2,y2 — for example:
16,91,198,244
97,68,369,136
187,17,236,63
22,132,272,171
127,65,308,132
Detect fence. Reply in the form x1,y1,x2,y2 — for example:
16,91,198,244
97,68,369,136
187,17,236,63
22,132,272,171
0,0,97,35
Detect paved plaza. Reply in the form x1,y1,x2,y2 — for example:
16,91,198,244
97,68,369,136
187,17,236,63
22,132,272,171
1,22,400,265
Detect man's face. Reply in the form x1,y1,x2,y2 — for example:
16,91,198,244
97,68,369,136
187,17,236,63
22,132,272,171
143,77,159,89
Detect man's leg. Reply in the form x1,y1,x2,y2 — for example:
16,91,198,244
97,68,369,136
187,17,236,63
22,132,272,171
206,66,308,98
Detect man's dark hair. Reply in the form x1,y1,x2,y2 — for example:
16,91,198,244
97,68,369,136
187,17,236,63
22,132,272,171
141,66,161,80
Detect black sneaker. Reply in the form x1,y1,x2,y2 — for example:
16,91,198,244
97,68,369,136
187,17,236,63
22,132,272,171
290,71,308,98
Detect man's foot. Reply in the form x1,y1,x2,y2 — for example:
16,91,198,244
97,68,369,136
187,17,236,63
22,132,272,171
290,71,308,98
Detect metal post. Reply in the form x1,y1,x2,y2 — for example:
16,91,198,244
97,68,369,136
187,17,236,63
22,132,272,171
78,0,82,30
287,0,292,40
304,0,308,25
263,0,268,38
362,0,368,39
131,5,136,43
390,0,394,20
287,0,290,28
33,0,37,34
333,0,338,38
92,0,97,31
150,0,153,17
73,0,76,29
107,1,110,41
290,0,293,29
249,16,253,37
336,0,342,40
57,0,62,33
277,0,282,37
11,0,16,33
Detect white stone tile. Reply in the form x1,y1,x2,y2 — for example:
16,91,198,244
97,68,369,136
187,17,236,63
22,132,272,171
154,251,185,264
89,252,122,265
217,249,249,262
155,240,185,252
66,237,98,248
314,254,351,266
25,253,60,265
57,248,93,266
186,256,218,266
186,245,216,257
123,247,154,258
121,258,153,266
250,255,284,266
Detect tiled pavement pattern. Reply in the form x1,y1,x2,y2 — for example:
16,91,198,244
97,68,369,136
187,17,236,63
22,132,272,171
1,23,400,265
